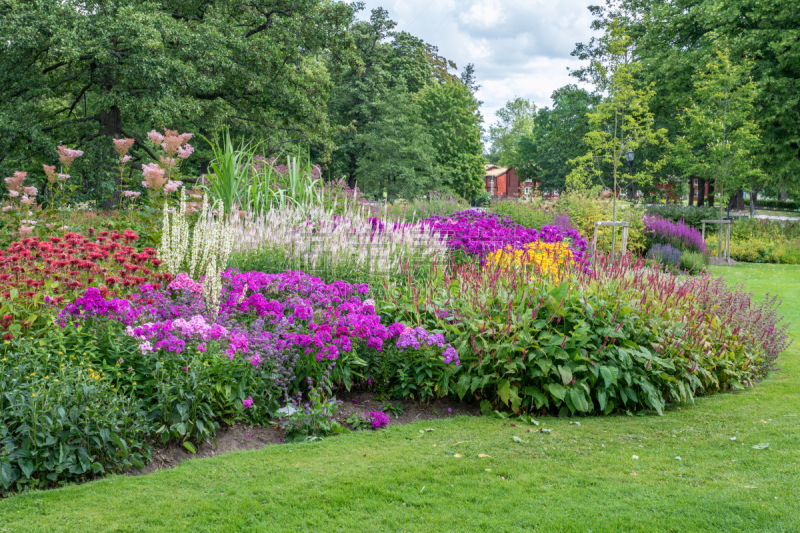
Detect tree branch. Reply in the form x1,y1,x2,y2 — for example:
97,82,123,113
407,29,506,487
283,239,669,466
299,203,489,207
121,128,159,161
67,83,93,117
41,115,100,132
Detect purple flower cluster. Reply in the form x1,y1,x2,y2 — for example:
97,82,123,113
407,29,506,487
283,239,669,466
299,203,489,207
58,287,139,326
646,243,682,267
61,270,462,403
425,210,588,264
643,214,706,253
365,410,390,429
394,324,460,365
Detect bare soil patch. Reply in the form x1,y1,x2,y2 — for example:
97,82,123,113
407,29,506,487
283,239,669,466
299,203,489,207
129,393,479,476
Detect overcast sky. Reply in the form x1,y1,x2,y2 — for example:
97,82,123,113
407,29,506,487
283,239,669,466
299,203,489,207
357,0,598,130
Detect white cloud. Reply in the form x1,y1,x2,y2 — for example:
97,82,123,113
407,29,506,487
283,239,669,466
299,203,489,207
358,0,599,131
459,0,507,27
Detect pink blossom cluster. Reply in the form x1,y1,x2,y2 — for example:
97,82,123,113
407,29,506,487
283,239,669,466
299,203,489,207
168,273,203,293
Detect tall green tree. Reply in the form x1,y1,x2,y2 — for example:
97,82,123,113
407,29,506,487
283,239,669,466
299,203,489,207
326,9,440,199
327,8,482,201
485,98,536,166
0,0,359,201
514,85,600,192
568,21,667,253
674,45,762,218
418,81,485,200
574,0,800,201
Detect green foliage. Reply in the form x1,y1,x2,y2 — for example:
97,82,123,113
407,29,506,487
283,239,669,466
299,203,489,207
556,193,646,255
645,204,719,229
673,45,762,217
0,0,358,204
327,9,476,201
513,86,601,192
756,199,800,211
382,277,693,416
582,0,800,197
203,133,321,214
385,193,470,222
364,347,457,404
417,82,485,200
280,389,344,443
0,336,151,494
485,98,537,166
490,199,554,230
567,21,668,194
679,251,709,275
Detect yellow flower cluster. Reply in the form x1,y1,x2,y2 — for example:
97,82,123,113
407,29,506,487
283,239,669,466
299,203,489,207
485,241,575,279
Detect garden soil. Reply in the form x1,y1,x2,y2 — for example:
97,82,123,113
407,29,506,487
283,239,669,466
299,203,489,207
128,394,480,476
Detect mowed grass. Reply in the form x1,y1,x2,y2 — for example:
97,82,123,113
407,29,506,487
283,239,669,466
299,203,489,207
1,265,798,533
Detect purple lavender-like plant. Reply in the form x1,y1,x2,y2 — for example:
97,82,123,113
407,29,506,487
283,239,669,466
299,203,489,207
643,214,706,253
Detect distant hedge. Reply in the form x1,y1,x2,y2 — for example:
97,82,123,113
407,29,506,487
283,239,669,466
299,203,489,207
756,199,800,211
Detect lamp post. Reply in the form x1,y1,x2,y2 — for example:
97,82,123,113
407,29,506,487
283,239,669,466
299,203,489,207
625,150,635,204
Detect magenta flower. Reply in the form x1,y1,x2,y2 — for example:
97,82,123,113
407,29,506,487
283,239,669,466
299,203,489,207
242,396,253,409
365,411,389,429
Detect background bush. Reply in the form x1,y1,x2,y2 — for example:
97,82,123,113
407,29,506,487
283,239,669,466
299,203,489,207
489,199,554,229
0,334,151,494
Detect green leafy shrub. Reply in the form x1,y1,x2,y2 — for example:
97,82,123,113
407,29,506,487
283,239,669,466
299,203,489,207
679,250,708,274
0,337,151,494
489,199,554,229
386,192,470,222
756,199,800,211
556,193,646,254
279,388,345,442
379,254,787,416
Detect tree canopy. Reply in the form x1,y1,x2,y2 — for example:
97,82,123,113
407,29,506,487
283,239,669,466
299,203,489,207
0,0,359,201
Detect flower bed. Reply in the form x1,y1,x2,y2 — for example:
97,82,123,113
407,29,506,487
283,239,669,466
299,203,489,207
379,252,790,415
0,231,169,339
424,209,588,265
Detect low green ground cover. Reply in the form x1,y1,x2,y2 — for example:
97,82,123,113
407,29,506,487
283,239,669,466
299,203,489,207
0,264,797,532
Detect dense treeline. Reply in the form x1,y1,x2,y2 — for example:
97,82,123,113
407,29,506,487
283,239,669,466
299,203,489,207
0,2,484,204
491,0,800,204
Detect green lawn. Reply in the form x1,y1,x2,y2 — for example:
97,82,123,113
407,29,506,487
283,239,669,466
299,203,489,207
1,265,798,533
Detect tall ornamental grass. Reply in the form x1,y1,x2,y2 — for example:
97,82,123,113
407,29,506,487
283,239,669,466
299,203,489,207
227,202,447,287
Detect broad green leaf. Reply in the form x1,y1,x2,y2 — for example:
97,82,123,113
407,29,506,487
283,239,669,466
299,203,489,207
548,383,566,401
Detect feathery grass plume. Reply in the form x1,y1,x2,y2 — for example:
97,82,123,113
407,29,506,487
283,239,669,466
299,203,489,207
228,198,446,286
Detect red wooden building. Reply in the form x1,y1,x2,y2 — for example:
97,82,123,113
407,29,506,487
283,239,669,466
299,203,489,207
484,165,536,198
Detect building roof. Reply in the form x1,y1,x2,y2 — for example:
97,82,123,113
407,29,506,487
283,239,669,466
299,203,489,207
484,164,509,178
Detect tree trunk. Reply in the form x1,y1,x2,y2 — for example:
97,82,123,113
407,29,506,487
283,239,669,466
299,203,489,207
779,189,789,201
99,106,122,209
707,182,715,207
347,151,358,190
728,189,744,211
697,178,706,207
688,177,695,206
